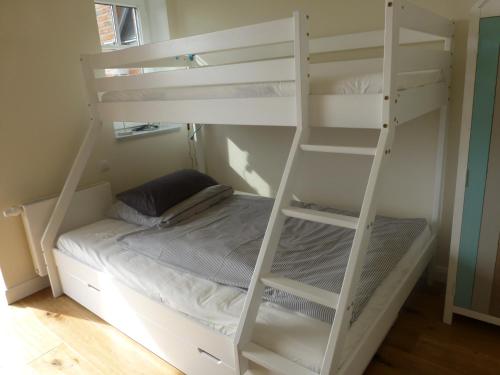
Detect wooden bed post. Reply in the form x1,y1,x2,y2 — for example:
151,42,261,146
427,33,453,286
40,56,102,297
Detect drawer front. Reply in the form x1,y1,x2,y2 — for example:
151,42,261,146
54,250,102,290
56,251,237,375
59,269,104,319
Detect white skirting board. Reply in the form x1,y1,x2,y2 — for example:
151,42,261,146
3,276,50,305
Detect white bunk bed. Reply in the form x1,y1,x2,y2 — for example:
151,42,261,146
27,1,452,374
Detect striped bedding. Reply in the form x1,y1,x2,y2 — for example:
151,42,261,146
118,195,427,323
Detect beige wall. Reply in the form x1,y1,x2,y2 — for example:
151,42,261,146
167,0,476,270
0,0,190,289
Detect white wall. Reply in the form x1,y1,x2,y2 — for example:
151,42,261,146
166,0,476,270
0,0,189,290
145,0,171,42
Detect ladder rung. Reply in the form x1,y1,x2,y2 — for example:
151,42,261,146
282,207,359,229
243,370,268,375
261,276,339,309
301,144,376,156
241,342,317,375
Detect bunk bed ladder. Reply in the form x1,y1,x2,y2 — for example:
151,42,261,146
236,2,400,374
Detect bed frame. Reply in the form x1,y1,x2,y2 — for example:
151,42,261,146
22,182,438,375
28,1,452,374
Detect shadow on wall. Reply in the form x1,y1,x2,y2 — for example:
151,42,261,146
205,111,439,223
205,125,295,197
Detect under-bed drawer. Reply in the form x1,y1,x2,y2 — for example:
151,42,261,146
54,249,103,290
58,268,104,317
54,250,237,374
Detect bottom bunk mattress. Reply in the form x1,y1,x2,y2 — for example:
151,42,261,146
56,197,431,372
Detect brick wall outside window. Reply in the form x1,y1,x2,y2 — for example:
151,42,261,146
95,4,116,45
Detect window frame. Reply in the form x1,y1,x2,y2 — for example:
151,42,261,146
95,0,151,51
94,0,183,140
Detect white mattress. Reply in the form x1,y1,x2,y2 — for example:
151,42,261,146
100,70,443,102
57,218,431,373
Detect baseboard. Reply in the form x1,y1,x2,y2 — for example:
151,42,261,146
3,276,50,304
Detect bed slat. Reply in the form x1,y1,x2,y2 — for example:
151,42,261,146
97,94,387,129
86,18,294,69
261,276,340,309
395,82,448,125
97,97,296,126
399,0,454,38
282,207,359,229
94,59,295,93
397,49,451,73
301,144,377,156
241,343,317,375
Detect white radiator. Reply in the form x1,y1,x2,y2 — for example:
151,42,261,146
3,182,112,276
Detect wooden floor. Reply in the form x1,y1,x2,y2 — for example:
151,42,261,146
1,285,500,374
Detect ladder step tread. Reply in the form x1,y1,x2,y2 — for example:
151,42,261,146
241,343,318,375
282,207,358,229
301,144,377,156
261,276,339,308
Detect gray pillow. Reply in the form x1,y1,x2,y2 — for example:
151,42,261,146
107,200,164,227
116,169,218,217
107,184,233,227
161,184,234,227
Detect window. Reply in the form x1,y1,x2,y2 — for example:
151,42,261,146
95,3,141,49
95,2,142,76
93,1,183,140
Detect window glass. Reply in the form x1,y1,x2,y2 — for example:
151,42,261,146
94,3,140,48
116,6,139,46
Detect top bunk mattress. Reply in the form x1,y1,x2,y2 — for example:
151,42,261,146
56,195,432,372
100,69,443,103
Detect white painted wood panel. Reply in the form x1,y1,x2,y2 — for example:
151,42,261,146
97,97,296,126
94,59,295,93
400,0,454,38
86,18,294,69
397,49,451,72
310,29,444,54
395,83,448,125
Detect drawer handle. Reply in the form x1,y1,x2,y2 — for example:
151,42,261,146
197,348,222,364
87,283,100,292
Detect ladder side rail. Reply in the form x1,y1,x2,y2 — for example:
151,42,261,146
431,35,453,231
234,11,310,374
320,2,401,374
40,56,102,297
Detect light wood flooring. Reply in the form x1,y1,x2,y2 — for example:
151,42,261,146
1,285,500,374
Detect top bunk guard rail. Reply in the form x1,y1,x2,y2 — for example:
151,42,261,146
84,17,294,69
86,0,453,129
94,58,295,93
399,0,454,38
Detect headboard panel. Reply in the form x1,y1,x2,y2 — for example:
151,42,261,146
20,182,112,276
